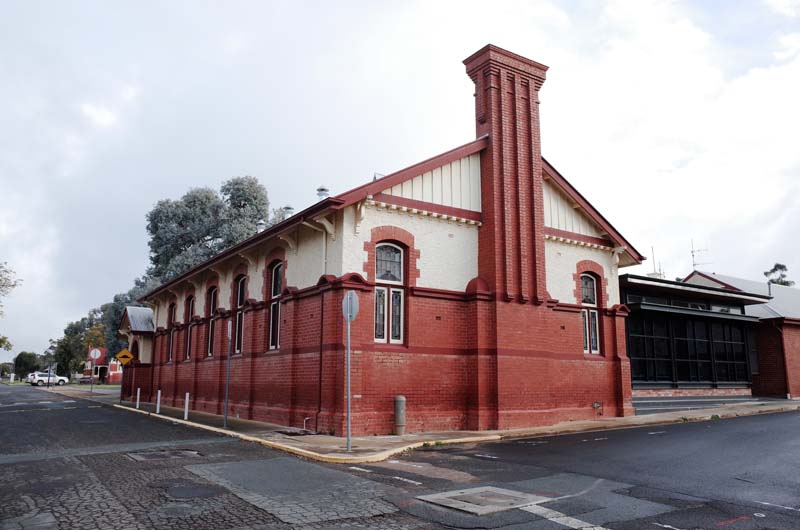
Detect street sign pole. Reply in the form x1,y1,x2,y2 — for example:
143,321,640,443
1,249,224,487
89,361,93,394
223,320,233,429
342,290,359,452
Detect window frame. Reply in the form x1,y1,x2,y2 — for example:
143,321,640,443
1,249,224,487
206,286,218,357
580,274,600,355
167,303,177,362
374,243,405,344
234,275,247,354
184,296,195,360
268,262,283,350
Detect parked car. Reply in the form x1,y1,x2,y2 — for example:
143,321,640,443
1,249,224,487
27,371,68,386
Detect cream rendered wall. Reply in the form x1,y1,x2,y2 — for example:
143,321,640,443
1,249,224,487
545,239,620,306
543,180,602,237
340,204,479,291
284,224,326,290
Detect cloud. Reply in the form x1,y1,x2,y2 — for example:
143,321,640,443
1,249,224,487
80,103,118,127
764,0,800,17
775,32,800,60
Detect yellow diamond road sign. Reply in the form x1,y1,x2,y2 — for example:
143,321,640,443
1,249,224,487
116,349,134,365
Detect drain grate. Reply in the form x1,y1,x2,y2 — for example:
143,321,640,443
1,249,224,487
127,450,202,461
417,486,548,515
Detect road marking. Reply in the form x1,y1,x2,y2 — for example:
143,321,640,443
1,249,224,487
653,524,684,530
517,440,549,445
753,513,766,518
88,405,101,408
521,503,609,529
648,431,667,435
756,501,800,512
348,466,372,473
63,407,77,410
593,437,608,441
38,401,53,404
714,515,750,526
392,476,422,485
474,454,498,459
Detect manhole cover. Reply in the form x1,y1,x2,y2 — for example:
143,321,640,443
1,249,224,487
417,486,548,515
127,450,201,461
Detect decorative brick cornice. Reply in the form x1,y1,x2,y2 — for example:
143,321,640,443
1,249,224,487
366,199,481,226
545,232,614,252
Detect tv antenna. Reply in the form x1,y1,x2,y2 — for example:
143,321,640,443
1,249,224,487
690,239,712,269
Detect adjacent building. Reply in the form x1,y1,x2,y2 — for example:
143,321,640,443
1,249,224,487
119,45,647,436
684,271,800,399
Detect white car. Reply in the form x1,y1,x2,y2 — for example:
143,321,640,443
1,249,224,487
27,371,68,386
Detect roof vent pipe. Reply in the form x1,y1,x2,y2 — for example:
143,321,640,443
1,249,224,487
255,219,267,233
282,205,295,218
316,186,330,200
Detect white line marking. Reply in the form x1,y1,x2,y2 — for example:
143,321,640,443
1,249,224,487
593,437,608,441
652,523,684,530
38,401,52,404
648,431,667,435
756,501,800,512
348,466,372,473
474,454,498,459
522,503,609,529
392,476,422,485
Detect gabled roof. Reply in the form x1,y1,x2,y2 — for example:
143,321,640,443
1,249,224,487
542,158,645,264
333,135,489,208
683,270,800,319
119,306,155,334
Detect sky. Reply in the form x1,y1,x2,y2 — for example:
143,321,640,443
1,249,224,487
1,0,799,362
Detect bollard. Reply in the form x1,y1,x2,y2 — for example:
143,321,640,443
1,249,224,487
136,388,141,409
184,392,190,420
156,389,161,414
394,395,406,435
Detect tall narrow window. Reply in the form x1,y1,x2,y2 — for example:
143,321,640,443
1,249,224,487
269,262,283,350
581,274,600,354
167,303,176,362
374,243,404,344
234,276,246,353
184,296,194,360
206,286,218,357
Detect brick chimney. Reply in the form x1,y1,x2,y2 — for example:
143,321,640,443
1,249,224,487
464,45,549,304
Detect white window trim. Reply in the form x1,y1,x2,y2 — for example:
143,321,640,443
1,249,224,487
207,288,218,357
185,298,194,360
375,243,404,285
167,304,176,361
374,286,388,342
269,263,282,350
580,274,600,355
234,277,246,354
389,287,404,344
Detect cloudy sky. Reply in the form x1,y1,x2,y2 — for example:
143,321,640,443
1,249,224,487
2,0,799,361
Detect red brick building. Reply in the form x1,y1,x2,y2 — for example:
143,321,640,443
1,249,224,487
120,45,647,436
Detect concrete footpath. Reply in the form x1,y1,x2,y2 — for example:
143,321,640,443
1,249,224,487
45,385,800,464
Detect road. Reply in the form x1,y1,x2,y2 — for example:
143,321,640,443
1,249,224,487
1,383,799,530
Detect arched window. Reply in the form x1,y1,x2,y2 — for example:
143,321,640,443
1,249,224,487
206,286,218,357
374,243,404,344
234,275,247,354
184,296,195,360
581,274,600,354
167,303,177,362
268,262,283,350
131,340,139,362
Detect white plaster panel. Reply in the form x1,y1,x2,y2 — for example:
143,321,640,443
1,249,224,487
380,153,481,212
543,180,602,237
545,239,620,306
340,205,478,291
284,224,326,290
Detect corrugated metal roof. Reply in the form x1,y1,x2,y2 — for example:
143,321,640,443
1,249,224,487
124,306,154,333
694,272,800,319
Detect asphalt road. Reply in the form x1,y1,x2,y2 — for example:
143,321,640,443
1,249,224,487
2,382,800,530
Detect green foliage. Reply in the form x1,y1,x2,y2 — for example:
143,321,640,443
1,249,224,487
146,177,270,281
764,263,795,287
13,351,39,378
0,336,11,351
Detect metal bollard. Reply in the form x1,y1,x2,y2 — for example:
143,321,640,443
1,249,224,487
394,395,406,435
156,389,161,414
184,392,190,420
136,388,141,409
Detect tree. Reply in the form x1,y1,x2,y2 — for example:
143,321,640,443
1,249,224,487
145,177,270,280
13,351,39,378
764,263,795,287
0,262,21,351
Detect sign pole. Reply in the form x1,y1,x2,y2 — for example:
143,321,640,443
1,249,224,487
89,361,93,394
223,320,233,429
346,310,351,452
341,290,359,453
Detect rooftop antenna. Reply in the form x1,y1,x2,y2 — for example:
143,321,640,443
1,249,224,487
690,239,712,270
